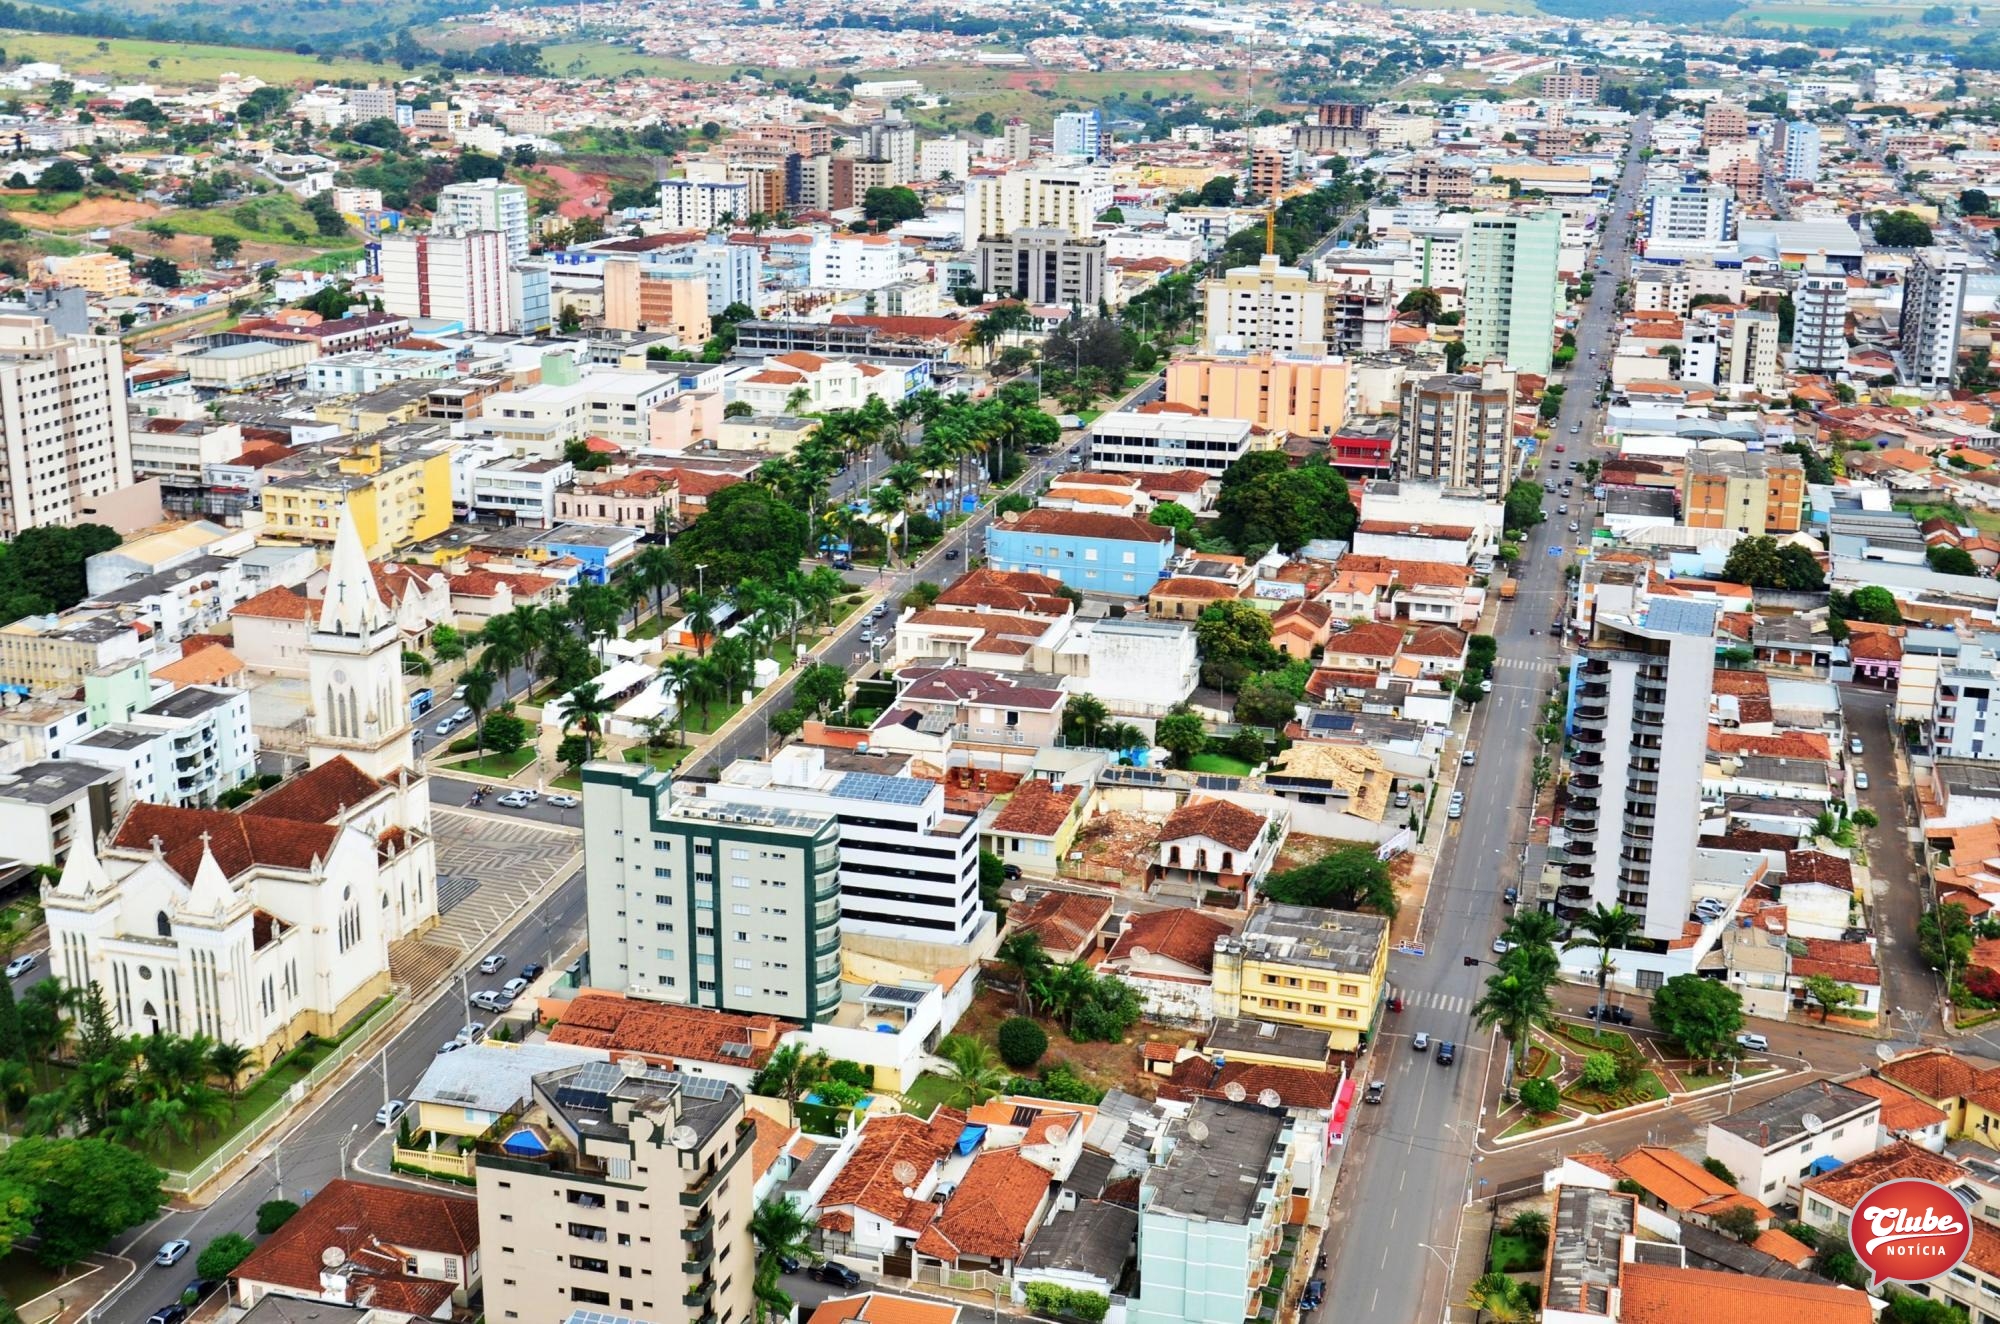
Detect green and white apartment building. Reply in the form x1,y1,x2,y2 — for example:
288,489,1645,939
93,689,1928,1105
1461,208,1563,377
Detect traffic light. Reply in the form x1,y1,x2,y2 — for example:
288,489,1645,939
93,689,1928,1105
1464,956,1478,967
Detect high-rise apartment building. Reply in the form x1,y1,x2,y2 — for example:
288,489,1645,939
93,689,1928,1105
601,260,711,345
1681,450,1806,534
1641,181,1735,255
1053,109,1105,161
1780,121,1822,183
1461,210,1562,376
1721,309,1783,396
1201,253,1329,356
350,85,397,121
1324,277,1395,355
1792,262,1850,375
1901,249,1970,389
583,762,843,1023
1405,155,1475,204
961,167,1110,245
436,179,531,263
1165,352,1351,435
659,179,748,231
1248,147,1293,201
0,316,133,537
845,113,917,185
1932,645,2000,761
1395,366,1517,499
1702,102,1749,147
474,1058,756,1324
1003,118,1033,162
795,154,855,213
377,229,510,332
1562,601,1717,941
707,747,986,947
974,229,1106,306
1541,61,1601,102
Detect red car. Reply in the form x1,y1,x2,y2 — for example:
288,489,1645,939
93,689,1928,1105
1555,443,1566,453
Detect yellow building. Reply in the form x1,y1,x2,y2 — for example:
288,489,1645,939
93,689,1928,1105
1211,903,1390,1051
1165,352,1351,435
48,251,135,297
261,443,452,557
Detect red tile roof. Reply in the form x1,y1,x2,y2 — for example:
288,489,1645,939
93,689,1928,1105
248,756,386,824
1158,797,1268,852
821,1111,967,1229
999,509,1171,543
115,802,338,883
1842,1076,1949,1134
1106,908,1231,972
1616,1259,1873,1323
1325,622,1405,658
232,1179,477,1314
990,781,1081,838
1006,891,1110,958
912,1147,1050,1263
1800,1140,1966,1211
1157,1058,1340,1109
1880,1048,1989,1102
547,991,787,1067
233,585,315,620
1785,850,1855,892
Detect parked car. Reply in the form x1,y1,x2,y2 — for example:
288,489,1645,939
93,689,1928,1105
944,548,961,560
436,1040,465,1055
496,791,534,809
1448,802,1463,819
501,976,531,998
1503,887,1519,905
181,1280,216,1303
1568,520,1581,533
520,963,545,982
1393,791,1411,809
1436,1041,1456,1066
546,794,580,809
4,953,36,979
1002,864,1022,881
1850,736,1865,755
375,1099,407,1127
1301,1280,1326,1312
1855,771,1870,791
1586,1005,1636,1026
478,953,508,975
455,1023,486,1047
154,1240,192,1268
1412,1031,1430,1052
1736,1033,1770,1053
777,1254,802,1275
1362,1080,1385,1105
470,990,514,1013
811,1263,862,1288
1462,748,1476,765
1492,938,1512,955
146,1305,188,1324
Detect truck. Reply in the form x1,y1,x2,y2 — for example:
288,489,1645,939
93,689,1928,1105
1500,579,1517,601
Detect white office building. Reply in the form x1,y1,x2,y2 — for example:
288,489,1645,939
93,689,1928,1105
377,229,510,333
1086,410,1254,475
660,178,749,231
710,747,986,946
1562,601,1717,943
436,179,531,263
0,316,134,538
1933,645,2000,760
962,167,1112,245
808,234,906,291
1792,262,1849,375
1901,249,1970,389
1780,121,1822,183
65,684,257,810
1641,181,1735,256
1053,109,1105,161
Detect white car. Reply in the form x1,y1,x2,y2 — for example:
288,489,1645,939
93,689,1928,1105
1736,1033,1769,1053
496,791,534,809
1568,520,1581,533
154,1240,192,1267
4,953,36,979
500,976,531,998
478,953,508,975
375,1099,407,1127
1855,771,1870,791
1492,938,1512,955
1850,736,1864,755
546,794,580,809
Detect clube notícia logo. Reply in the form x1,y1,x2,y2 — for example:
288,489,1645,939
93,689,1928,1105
1849,1178,1974,1287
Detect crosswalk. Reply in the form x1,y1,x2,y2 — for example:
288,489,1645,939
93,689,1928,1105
1493,657,1553,673
1387,986,1473,1016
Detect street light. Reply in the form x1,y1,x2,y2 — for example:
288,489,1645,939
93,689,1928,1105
338,1123,361,1180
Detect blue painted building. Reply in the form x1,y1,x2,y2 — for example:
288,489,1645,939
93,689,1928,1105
984,508,1176,595
534,523,641,584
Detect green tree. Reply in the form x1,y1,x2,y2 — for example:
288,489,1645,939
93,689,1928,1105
195,1233,255,1280
256,1200,299,1235
1713,1204,1762,1243
750,1196,816,1322
1517,1077,1560,1114
35,160,83,194
1212,456,1355,554
995,931,1050,1015
1964,188,1993,216
1885,1291,1973,1324
794,662,848,718
480,711,529,756
1472,968,1556,1086
1872,209,1935,247
935,1034,1009,1106
0,1137,164,1267
430,623,465,662
1260,847,1397,917
1398,287,1444,325
1703,1157,1737,1185
1931,544,1980,576
1148,501,1196,544
1848,586,1903,624
751,1045,832,1125
669,482,811,590
142,255,181,289
1801,972,1859,1022
1564,904,1642,1021
1503,482,1545,534
861,186,924,226
1651,975,1744,1069
1155,712,1208,768
1579,1051,1619,1090
1195,600,1278,692
210,234,242,263
1920,901,1975,980
1464,1271,1534,1324
997,1017,1048,1070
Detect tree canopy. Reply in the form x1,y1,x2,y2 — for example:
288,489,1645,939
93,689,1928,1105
861,186,925,226
1720,535,1824,590
1260,846,1398,917
1872,209,1935,247
665,481,811,589
1212,453,1356,554
0,1136,163,1267
1650,975,1744,1067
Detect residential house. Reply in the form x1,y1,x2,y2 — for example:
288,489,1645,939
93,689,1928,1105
1153,798,1287,898
982,780,1086,880
1270,601,1333,661
231,1180,480,1321
1705,1080,1882,1205
1004,889,1111,964
815,1109,969,1265
985,509,1177,596
1779,850,1858,941
1102,907,1235,1026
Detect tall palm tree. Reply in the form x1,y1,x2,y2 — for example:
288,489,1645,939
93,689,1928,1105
751,1044,830,1126
750,1197,816,1323
1464,1272,1534,1324
563,681,615,760
207,1041,255,1098
680,592,719,658
732,582,786,658
478,610,531,701
1472,969,1556,1087
658,655,701,748
634,545,675,625
461,665,498,756
710,636,755,705
1065,694,1108,748
778,569,814,648
1031,961,1096,1033
936,1035,1009,1107
804,566,847,627
994,931,1050,1015
1563,904,1643,1021
1501,909,1565,952
1103,722,1145,756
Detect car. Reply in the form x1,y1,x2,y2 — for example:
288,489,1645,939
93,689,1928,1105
1392,790,1411,809
777,1254,802,1275
154,1240,192,1267
1301,1281,1326,1313
515,788,542,803
478,954,508,975
1736,1033,1770,1053
1462,749,1476,765
1362,1080,1385,1105
1479,679,1493,693
811,1263,862,1288
375,1099,407,1127
1569,520,1581,533
181,1280,216,1304
146,1306,188,1324
3,954,35,979
496,791,534,809
456,1022,486,1046
1570,422,1581,434
1450,788,1464,802
470,990,514,1013
450,685,466,701
944,548,961,560
1586,1005,1636,1026
1412,1031,1431,1052
501,976,531,998
1436,1041,1456,1066
1503,886,1519,904
1850,736,1865,755
520,962,545,981
436,1039,465,1054
1856,771,1870,791
1002,864,1022,880
1555,443,1566,453
546,794,580,809
1448,802,1463,819
854,649,868,664
1493,938,1512,954
1559,504,1569,515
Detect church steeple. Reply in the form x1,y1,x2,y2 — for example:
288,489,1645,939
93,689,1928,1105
319,506,390,638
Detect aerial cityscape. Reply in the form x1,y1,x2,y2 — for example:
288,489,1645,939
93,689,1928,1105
0,0,1995,1322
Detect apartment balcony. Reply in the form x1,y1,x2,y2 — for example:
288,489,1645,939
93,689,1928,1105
1619,849,1652,871
1566,838,1597,859
1618,891,1651,908
681,1237,714,1275
1556,884,1595,903
1563,862,1595,879
681,1215,714,1244
1573,734,1605,755
1577,682,1610,700
1572,705,1608,723
1618,869,1651,888
1581,659,1611,678
1570,773,1602,792
1571,752,1603,770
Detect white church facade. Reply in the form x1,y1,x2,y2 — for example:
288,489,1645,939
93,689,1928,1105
42,509,438,1062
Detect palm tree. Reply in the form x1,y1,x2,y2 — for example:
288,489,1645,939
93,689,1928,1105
751,1044,829,1126
1031,961,1096,1033
1472,968,1556,1088
1465,1272,1534,1324
1065,694,1108,748
1103,722,1145,756
680,592,719,658
1501,909,1565,952
207,1041,254,1098
778,569,814,648
634,544,674,624
804,566,847,626
562,680,615,761
461,665,497,756
750,1197,817,1322
936,1035,1009,1107
478,610,531,700
0,1058,32,1128
689,656,725,728
994,931,1050,1015
732,582,786,658
1563,904,1643,1021
659,655,701,748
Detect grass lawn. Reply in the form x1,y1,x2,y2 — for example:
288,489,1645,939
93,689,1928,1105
0,1251,70,1307
551,772,583,791
1498,1112,1567,1140
1969,509,2000,537
681,695,746,737
622,744,693,772
292,247,365,273
444,749,536,779
1488,1233,1539,1274
900,1073,961,1119
1555,1022,1635,1054
1186,754,1255,775
153,196,323,246
1681,1062,1775,1091
629,613,672,641
0,30,406,83
1561,1071,1668,1116
0,193,83,215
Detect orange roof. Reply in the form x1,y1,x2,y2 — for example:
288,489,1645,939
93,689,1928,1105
807,1294,958,1324
1006,890,1111,957
233,585,315,621
153,644,246,686
1617,1259,1872,1324
1158,797,1267,852
821,1111,967,1228
989,780,1081,838
1880,1047,1989,1102
1842,1076,1949,1134
1799,1139,1965,1211
1750,1227,1815,1268
1612,1145,1740,1214
1106,907,1231,972
912,1147,1050,1263
547,990,786,1068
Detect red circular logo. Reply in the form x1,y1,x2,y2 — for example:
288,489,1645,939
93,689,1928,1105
1849,1178,1974,1286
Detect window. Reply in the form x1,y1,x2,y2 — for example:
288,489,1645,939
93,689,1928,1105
571,1290,611,1307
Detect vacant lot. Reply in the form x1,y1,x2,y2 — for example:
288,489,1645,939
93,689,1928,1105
0,29,404,85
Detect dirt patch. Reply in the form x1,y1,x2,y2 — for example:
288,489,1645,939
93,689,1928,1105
952,986,1177,1099
1068,809,1162,885
44,197,157,230
528,165,612,221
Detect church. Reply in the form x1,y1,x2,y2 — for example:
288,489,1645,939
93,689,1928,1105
42,509,438,1062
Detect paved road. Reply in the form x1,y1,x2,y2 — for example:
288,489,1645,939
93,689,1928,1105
1320,113,1652,1324
95,865,590,1324
1844,687,1944,1044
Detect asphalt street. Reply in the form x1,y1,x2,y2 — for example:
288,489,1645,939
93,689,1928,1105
93,858,590,1324
1320,114,1652,1324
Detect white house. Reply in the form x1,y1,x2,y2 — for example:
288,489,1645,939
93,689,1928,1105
1705,1080,1882,1206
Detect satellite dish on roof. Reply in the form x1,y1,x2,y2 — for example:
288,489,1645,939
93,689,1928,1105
320,1247,346,1269
1011,888,1028,903
1187,1119,1210,1142
1801,1112,1826,1135
619,1056,646,1078
1878,1043,1898,1062
1258,1089,1283,1109
893,1160,919,1188
669,1125,700,1151
1223,1081,1248,1102
1046,1123,1071,1147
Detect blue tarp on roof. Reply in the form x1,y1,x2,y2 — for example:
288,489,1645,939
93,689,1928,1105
1807,1155,1843,1176
955,1123,988,1156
